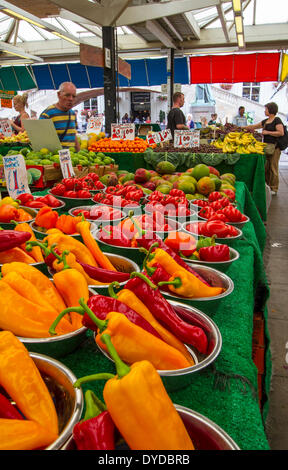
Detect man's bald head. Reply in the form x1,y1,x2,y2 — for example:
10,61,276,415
57,82,77,111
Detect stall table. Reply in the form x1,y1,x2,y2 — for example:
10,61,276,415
32,180,271,450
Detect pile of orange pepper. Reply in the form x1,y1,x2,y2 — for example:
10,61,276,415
35,206,83,234
0,203,33,223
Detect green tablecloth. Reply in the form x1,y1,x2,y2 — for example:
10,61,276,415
43,181,271,451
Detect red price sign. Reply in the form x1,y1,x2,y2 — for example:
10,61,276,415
111,123,135,140
146,129,172,145
174,130,200,148
0,118,13,136
87,116,103,134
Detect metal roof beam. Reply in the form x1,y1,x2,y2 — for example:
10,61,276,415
162,17,183,42
0,39,43,62
216,3,230,42
117,0,221,26
182,12,200,39
145,19,177,49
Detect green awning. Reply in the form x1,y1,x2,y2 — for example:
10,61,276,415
0,65,37,91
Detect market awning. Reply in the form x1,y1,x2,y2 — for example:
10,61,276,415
0,65,37,90
189,52,281,84
0,57,189,91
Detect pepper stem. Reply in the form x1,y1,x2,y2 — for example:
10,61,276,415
128,211,144,236
108,281,121,299
83,390,106,421
129,271,157,290
100,333,130,379
101,226,112,235
157,277,182,289
25,239,51,257
49,297,108,336
55,250,71,270
73,373,115,389
142,241,159,276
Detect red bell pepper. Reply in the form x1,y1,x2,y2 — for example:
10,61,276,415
37,194,62,208
73,390,116,450
25,200,48,209
199,244,230,262
99,225,131,247
16,193,34,204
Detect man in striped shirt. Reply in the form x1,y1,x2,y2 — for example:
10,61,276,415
40,82,80,151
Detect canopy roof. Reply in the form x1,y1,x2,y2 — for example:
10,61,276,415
0,0,287,68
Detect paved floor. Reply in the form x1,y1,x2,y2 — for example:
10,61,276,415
264,152,288,450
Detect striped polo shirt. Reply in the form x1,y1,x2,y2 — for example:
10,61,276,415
39,105,76,148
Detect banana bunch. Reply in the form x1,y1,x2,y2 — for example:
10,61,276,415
211,131,266,154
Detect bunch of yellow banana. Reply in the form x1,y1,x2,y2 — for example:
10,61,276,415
211,138,224,149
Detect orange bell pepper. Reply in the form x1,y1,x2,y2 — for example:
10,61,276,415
0,204,18,223
35,206,59,230
14,223,44,263
0,247,35,264
14,207,33,222
55,214,83,235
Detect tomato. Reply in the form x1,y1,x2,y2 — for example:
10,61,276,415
208,191,223,202
204,220,230,238
199,207,215,220
63,190,78,198
218,206,246,222
62,178,78,190
227,225,240,237
51,184,66,196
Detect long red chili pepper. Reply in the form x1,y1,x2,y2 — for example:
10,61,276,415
124,273,208,355
78,261,130,283
0,230,31,253
0,392,23,419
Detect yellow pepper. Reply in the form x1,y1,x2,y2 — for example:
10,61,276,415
74,334,195,450
148,248,224,298
0,419,58,451
0,196,19,208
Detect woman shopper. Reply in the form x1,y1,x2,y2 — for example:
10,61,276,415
10,93,30,134
245,102,285,195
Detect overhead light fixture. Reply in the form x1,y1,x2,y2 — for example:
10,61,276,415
52,32,80,45
237,34,244,48
235,16,243,34
2,8,45,28
232,0,242,12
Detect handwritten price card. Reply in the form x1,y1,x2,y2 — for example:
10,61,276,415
174,130,200,148
87,116,103,134
59,149,75,178
0,118,13,137
111,123,135,140
146,128,172,145
3,154,31,198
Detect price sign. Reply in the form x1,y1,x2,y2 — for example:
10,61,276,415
0,118,13,136
174,130,200,148
3,154,31,199
146,128,172,145
58,149,75,178
87,116,103,134
111,123,135,140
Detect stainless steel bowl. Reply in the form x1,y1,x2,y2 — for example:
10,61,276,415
181,245,240,272
30,352,83,450
29,220,98,241
68,205,126,226
182,220,243,246
48,189,95,210
0,205,37,230
95,299,222,392
61,403,239,450
16,284,98,358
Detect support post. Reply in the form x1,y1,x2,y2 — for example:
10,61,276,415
102,26,117,136
167,48,175,111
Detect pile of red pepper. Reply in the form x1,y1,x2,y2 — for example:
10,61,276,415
145,189,192,218
16,193,63,209
92,185,142,208
196,192,247,224
50,175,103,199
72,205,124,221
185,220,240,239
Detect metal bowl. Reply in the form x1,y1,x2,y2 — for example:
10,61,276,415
0,205,37,230
93,229,146,266
160,264,234,316
31,352,83,450
61,403,239,450
15,284,98,358
182,220,243,246
48,190,95,210
95,299,222,392
29,220,98,241
181,245,240,273
68,205,126,226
